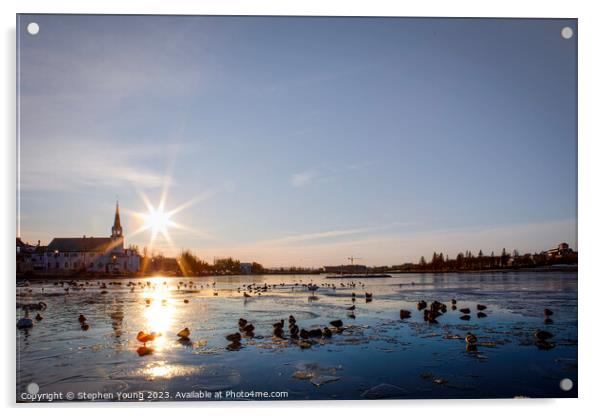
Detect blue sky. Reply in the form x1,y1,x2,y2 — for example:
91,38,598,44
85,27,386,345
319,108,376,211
17,15,577,266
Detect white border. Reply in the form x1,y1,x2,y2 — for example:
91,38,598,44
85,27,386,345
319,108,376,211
2,0,601,415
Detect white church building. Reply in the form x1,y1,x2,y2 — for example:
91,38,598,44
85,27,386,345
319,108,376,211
34,202,141,274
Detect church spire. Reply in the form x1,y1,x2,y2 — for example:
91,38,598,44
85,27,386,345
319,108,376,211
111,201,123,238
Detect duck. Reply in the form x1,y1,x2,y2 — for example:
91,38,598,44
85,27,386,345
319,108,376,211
459,308,471,314
423,310,439,324
476,304,487,311
465,332,477,345
544,308,554,317
273,319,284,329
17,316,33,329
183,299,189,304
430,301,444,312
242,323,255,335
177,328,191,340
273,327,284,338
78,314,87,323
308,328,323,337
417,300,427,310
238,318,248,328
136,331,159,345
35,313,43,321
329,319,343,328
300,329,310,339
399,309,412,319
451,299,457,305
289,324,299,338
288,315,296,325
243,292,251,298
227,341,242,351
322,327,333,337
534,330,554,341
226,332,242,342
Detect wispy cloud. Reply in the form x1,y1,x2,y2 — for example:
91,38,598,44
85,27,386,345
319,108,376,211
290,162,373,188
252,221,410,246
291,170,317,187
195,218,576,268
19,135,169,191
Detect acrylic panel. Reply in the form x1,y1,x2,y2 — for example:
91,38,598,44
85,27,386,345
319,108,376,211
16,14,577,402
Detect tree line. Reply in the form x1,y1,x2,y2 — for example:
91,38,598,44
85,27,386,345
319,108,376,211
407,248,577,272
136,244,577,276
140,250,265,276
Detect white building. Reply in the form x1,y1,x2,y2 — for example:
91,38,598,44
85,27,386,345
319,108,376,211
33,202,141,275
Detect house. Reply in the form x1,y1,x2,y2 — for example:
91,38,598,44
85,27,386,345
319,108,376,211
546,242,573,259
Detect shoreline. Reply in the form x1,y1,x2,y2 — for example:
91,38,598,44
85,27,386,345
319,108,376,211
15,265,577,281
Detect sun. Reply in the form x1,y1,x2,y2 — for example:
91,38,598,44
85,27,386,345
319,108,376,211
126,185,212,274
137,203,175,245
144,207,173,236
128,182,211,256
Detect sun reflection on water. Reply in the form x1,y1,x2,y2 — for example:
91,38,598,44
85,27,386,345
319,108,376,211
141,277,175,351
140,361,200,380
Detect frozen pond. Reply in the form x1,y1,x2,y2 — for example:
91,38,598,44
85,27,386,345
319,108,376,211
16,271,577,401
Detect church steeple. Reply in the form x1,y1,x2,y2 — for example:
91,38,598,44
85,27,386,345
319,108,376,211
111,201,123,238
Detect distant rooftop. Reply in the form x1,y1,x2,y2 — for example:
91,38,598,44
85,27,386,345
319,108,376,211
47,237,114,252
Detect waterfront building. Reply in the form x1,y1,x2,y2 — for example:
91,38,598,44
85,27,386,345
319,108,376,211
323,264,368,274
17,202,140,275
545,242,573,259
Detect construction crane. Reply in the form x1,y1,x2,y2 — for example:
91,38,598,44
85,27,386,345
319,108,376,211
347,256,362,265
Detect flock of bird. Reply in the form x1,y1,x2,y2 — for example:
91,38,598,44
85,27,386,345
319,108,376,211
398,299,558,351
129,314,347,355
17,279,559,353
406,298,489,324
18,278,367,299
